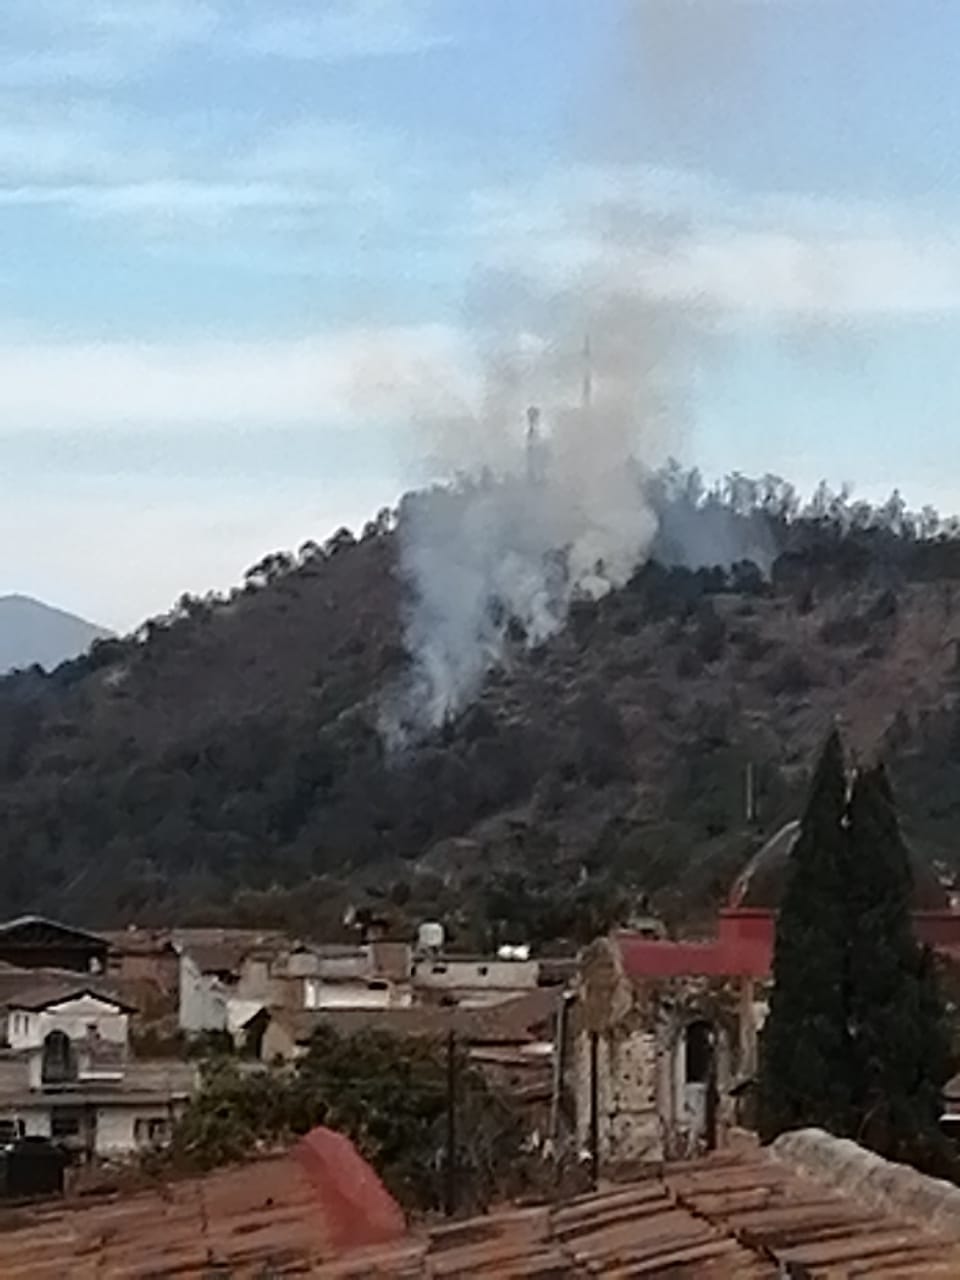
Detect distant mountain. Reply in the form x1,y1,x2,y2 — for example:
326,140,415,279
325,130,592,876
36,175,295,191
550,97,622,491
0,594,110,673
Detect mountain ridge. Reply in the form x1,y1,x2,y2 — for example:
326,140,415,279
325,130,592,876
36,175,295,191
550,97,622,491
2,484,960,943
0,594,110,674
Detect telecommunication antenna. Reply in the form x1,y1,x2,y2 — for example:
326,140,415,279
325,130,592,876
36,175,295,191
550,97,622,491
581,333,593,414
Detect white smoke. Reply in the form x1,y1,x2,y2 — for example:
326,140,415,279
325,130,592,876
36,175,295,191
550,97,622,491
377,0,767,744
379,317,678,744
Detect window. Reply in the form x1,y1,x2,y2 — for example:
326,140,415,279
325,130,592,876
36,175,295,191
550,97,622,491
42,1031,77,1084
367,980,388,991
135,1117,171,1147
431,964,448,974
50,1107,83,1139
477,965,489,977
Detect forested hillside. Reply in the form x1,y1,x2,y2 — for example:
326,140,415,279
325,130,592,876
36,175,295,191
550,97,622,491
4,475,960,946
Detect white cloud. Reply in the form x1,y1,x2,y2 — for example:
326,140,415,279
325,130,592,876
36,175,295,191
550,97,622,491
0,0,447,88
0,325,477,432
234,0,449,61
468,163,960,321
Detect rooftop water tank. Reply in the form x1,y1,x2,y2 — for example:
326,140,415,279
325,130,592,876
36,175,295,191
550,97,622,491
417,921,445,953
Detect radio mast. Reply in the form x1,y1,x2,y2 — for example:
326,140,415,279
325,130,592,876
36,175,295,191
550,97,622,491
581,333,593,415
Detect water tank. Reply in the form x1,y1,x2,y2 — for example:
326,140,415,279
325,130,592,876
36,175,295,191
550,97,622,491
417,921,445,953
497,944,531,961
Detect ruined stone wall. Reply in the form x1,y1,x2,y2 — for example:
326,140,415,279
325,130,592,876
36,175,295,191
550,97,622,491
572,937,757,1167
572,1023,662,1164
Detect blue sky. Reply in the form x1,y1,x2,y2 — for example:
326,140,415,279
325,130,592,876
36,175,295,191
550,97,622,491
3,0,960,629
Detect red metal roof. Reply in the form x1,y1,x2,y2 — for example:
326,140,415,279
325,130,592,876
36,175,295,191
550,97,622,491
615,933,772,980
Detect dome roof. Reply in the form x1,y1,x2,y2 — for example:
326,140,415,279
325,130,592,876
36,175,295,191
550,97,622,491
729,820,949,912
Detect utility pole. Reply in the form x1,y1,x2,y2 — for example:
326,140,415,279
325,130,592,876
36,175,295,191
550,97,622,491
589,1030,600,1189
745,762,756,825
444,1028,457,1217
548,991,574,1162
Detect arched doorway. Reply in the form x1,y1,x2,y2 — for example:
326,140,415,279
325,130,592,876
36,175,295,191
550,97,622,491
42,1030,77,1084
680,1019,717,1154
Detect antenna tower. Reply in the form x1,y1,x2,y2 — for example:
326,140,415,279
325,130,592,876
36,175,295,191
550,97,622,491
581,333,593,414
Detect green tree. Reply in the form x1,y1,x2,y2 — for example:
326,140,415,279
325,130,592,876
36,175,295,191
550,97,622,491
160,1028,523,1211
758,730,853,1140
843,764,955,1174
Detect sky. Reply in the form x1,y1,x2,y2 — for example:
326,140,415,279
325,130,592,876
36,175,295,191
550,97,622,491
3,0,960,630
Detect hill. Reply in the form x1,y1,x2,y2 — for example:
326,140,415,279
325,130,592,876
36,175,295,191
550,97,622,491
2,480,960,944
0,595,110,674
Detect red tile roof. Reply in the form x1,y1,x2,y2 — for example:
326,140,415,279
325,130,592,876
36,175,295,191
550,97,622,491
1,1145,956,1277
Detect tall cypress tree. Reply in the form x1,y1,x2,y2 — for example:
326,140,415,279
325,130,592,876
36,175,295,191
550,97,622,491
757,730,853,1141
844,764,955,1172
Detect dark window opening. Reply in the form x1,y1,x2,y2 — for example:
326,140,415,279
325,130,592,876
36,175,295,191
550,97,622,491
685,1020,713,1084
50,1107,82,1139
42,1031,77,1085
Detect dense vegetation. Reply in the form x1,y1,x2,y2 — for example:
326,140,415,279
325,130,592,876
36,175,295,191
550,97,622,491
758,734,957,1178
4,471,960,940
162,1026,522,1212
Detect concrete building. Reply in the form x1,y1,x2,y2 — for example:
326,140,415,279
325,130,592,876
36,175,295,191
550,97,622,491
253,988,559,1068
0,917,109,976
0,975,196,1158
302,941,413,1011
411,953,540,1007
101,928,180,1004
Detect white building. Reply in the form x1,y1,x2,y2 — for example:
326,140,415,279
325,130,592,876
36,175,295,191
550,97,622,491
411,954,540,1007
0,979,197,1158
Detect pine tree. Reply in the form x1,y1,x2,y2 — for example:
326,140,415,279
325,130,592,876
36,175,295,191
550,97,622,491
843,764,955,1173
757,730,853,1141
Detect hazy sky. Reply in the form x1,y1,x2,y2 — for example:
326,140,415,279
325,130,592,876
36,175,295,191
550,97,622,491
4,0,960,630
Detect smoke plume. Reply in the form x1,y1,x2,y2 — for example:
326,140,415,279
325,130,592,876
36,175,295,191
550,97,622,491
379,0,768,744
379,296,687,744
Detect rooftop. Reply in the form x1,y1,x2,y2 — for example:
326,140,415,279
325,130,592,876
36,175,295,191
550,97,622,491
0,1142,957,1277
0,916,109,948
273,988,560,1046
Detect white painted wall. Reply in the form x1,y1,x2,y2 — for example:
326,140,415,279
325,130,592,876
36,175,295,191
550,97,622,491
412,958,539,996
97,1108,136,1154
17,1106,51,1139
303,978,406,1009
286,949,320,978
178,952,228,1032
7,996,129,1053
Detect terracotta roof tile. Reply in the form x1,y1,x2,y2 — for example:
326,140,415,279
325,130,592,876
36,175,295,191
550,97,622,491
0,1144,956,1276
277,989,560,1047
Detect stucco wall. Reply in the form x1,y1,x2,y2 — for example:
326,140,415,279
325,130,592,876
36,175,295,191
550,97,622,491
96,1108,136,1154
7,997,128,1053
261,1019,298,1062
304,979,398,1010
412,958,539,994
178,953,228,1032
17,1107,51,1138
